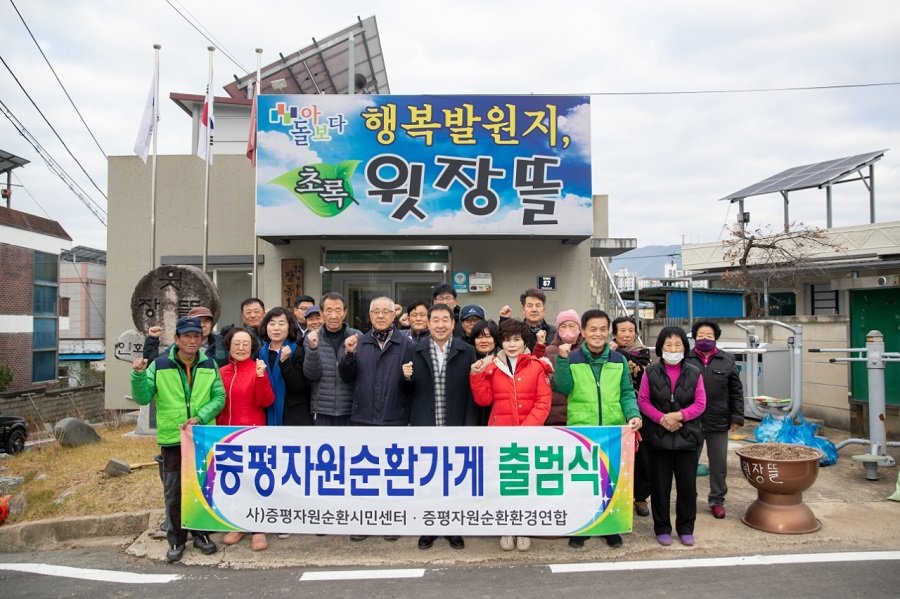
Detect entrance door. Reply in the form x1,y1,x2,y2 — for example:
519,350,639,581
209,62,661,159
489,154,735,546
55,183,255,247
335,273,440,331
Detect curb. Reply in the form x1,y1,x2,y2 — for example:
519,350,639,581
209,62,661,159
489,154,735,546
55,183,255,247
0,510,159,553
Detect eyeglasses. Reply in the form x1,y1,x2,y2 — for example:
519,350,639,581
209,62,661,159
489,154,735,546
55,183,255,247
434,295,455,302
370,309,394,316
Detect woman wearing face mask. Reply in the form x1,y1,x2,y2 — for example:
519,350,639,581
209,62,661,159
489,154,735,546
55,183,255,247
685,320,743,520
470,319,552,552
637,326,706,547
218,327,275,551
543,310,582,426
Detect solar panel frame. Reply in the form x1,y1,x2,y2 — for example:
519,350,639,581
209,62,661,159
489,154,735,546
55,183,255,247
720,149,887,201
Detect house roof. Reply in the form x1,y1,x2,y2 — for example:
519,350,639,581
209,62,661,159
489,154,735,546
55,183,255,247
0,205,71,240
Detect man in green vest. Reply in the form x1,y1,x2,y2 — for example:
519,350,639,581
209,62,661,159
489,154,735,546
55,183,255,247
552,308,642,550
131,316,226,563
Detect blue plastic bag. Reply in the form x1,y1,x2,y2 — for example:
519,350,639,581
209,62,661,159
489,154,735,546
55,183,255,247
754,414,782,443
776,412,838,466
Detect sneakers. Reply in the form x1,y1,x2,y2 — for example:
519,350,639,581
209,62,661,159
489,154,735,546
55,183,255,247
567,537,586,549
679,534,695,546
711,504,726,519
166,543,185,563
516,536,531,551
656,533,673,546
500,536,515,551
634,501,650,517
192,533,218,555
250,533,269,551
222,531,246,545
605,534,623,548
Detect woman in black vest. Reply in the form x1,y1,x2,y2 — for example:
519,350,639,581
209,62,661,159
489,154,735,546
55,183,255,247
637,326,707,547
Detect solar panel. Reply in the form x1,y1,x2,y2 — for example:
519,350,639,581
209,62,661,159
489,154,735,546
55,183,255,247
720,149,887,201
223,15,389,98
0,149,29,175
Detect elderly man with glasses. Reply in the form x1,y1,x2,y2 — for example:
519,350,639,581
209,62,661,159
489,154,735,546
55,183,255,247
338,295,414,542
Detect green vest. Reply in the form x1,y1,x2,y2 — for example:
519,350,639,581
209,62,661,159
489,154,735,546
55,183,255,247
565,346,627,426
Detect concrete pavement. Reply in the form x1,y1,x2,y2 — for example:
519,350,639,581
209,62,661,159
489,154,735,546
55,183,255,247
2,425,898,567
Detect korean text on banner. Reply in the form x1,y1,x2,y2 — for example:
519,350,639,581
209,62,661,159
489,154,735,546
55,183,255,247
181,425,634,536
255,95,592,237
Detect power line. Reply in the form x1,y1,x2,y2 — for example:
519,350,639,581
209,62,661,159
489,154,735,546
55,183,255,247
164,0,250,74
0,55,108,202
0,98,107,226
587,81,900,96
11,171,52,218
9,0,107,159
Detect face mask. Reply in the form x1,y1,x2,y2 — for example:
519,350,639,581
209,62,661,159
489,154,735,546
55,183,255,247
695,339,716,353
662,351,683,365
558,329,580,343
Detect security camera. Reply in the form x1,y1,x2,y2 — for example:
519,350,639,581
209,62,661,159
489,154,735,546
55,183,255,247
877,276,888,286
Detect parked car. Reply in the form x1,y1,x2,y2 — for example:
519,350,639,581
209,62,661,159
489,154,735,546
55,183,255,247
0,412,28,455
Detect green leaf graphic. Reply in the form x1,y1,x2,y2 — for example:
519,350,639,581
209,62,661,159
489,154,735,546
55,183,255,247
269,160,360,218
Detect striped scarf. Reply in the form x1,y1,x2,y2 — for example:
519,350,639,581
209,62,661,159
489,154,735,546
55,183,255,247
429,338,449,426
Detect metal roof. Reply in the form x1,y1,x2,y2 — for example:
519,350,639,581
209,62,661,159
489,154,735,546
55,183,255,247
720,149,887,202
61,245,107,264
223,15,389,98
0,149,29,175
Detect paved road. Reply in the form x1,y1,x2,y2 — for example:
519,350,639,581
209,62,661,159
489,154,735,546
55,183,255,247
2,544,898,598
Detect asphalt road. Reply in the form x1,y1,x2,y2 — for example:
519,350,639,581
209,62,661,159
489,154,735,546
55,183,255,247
2,544,898,598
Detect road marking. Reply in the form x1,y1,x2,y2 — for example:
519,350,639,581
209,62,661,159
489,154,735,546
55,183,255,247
549,550,900,573
301,568,426,581
0,563,180,584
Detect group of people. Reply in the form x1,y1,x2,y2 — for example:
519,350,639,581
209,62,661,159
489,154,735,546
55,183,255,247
130,283,743,563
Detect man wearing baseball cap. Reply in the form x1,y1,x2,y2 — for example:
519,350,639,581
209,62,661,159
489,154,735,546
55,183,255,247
459,304,486,339
131,316,226,563
143,306,228,366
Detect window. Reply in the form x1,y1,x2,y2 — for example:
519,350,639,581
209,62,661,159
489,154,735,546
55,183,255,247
32,251,59,383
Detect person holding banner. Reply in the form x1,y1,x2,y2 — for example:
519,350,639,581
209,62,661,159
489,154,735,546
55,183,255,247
637,326,707,547
552,309,643,550
610,316,653,519
405,303,478,550
470,318,552,552
217,327,275,551
130,316,225,563
340,296,414,542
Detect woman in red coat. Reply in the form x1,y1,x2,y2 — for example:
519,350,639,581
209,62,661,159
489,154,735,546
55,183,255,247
217,327,275,551
470,319,551,552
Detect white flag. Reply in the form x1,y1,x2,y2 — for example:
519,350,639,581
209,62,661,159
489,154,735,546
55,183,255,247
196,85,214,164
133,73,157,163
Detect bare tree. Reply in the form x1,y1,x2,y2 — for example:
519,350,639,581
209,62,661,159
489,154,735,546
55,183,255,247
722,223,842,317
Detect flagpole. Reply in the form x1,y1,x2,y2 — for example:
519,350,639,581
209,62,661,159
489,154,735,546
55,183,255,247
149,43,161,270
202,45,214,274
252,48,262,298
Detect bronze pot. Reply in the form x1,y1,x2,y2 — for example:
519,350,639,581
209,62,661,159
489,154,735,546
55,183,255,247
735,443,823,534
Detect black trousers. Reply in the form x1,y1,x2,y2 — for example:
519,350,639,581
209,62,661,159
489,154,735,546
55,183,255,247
633,440,652,502
647,446,700,536
161,445,188,547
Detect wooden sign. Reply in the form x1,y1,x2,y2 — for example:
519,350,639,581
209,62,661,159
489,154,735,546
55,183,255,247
281,259,304,308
